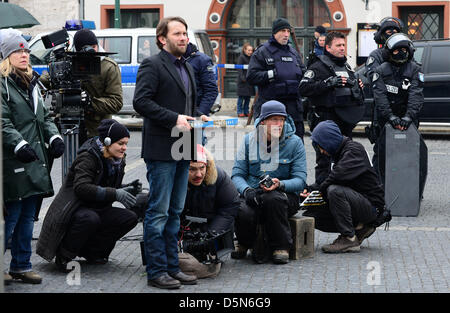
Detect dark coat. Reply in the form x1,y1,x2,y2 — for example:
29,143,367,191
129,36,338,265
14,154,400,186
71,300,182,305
318,137,385,210
184,43,218,115
133,50,200,161
37,138,126,261
182,160,240,233
236,53,255,97
1,73,61,202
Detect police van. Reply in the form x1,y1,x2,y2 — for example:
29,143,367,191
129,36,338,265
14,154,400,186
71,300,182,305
29,20,217,115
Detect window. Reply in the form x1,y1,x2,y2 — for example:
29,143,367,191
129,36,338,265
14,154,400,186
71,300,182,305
107,9,160,28
428,46,450,73
137,36,158,63
97,36,132,64
400,6,444,40
413,46,425,65
194,32,215,61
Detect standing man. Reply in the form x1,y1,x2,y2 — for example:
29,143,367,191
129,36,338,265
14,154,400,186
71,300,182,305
371,33,424,183
246,18,306,140
299,31,365,185
133,16,209,289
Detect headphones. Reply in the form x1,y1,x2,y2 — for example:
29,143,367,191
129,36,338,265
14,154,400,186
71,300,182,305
103,123,116,146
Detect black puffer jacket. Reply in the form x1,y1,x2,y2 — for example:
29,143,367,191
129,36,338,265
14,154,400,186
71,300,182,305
37,138,126,261
182,161,240,233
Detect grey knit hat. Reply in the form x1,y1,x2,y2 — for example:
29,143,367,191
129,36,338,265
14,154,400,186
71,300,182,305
259,100,287,121
0,32,29,59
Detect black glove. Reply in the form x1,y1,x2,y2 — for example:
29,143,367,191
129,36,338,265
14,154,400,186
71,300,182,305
16,144,39,163
244,188,260,207
324,76,344,88
49,138,65,158
116,187,137,209
388,115,402,128
400,115,413,129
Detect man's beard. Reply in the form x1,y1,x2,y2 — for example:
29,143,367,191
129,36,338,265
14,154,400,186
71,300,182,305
166,39,186,57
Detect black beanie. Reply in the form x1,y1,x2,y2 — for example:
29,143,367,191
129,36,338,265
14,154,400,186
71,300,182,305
74,29,98,52
315,25,326,35
272,18,291,34
97,119,130,145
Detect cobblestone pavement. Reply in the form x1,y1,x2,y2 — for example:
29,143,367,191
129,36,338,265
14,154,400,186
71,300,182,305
4,116,450,293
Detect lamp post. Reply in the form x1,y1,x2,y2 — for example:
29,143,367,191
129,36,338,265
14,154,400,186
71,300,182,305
114,0,121,28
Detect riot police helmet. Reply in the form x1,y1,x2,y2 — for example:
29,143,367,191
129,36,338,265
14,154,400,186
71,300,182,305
374,17,404,45
385,33,414,65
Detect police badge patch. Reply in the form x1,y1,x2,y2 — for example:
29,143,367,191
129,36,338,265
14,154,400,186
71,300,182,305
372,73,379,82
366,56,375,66
418,72,425,82
304,70,315,79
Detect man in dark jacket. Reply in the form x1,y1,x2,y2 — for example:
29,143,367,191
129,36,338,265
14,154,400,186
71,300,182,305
371,33,424,183
182,145,239,234
308,120,386,253
299,31,365,186
247,18,306,140
184,42,218,116
133,17,209,289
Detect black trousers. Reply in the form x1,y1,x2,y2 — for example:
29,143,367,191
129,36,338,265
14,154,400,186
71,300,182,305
310,110,355,185
59,206,138,260
327,185,378,237
235,190,300,251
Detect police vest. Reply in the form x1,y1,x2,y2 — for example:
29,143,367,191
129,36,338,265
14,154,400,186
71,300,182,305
317,55,363,109
377,62,415,117
258,42,303,100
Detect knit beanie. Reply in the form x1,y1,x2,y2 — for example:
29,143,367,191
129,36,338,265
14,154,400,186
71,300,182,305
73,29,98,52
0,31,29,59
272,18,291,34
97,119,130,146
195,144,208,164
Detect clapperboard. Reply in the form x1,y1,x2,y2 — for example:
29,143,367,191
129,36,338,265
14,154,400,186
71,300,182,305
300,191,326,207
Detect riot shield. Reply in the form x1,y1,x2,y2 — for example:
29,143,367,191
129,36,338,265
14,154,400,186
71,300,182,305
380,124,428,217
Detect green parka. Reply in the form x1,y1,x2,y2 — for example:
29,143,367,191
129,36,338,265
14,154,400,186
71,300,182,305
1,73,61,202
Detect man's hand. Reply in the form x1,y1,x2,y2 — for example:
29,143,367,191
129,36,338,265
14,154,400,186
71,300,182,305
244,188,260,207
358,79,364,89
176,114,195,131
388,115,402,130
260,178,280,192
325,76,345,88
200,115,212,122
299,189,310,198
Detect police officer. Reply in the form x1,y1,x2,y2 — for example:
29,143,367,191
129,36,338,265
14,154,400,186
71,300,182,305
299,31,365,185
365,17,404,79
246,18,306,140
371,33,424,183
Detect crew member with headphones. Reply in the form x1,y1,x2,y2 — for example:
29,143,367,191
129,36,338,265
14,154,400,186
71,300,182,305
37,119,139,272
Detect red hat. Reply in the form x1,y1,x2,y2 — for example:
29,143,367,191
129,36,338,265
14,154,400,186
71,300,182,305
195,144,208,164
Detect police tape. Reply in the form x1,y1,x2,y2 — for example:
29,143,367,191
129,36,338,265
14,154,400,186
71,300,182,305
216,64,248,70
189,118,239,128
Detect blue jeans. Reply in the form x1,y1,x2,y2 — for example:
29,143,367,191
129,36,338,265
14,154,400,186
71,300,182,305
237,96,250,115
143,160,190,280
4,195,38,273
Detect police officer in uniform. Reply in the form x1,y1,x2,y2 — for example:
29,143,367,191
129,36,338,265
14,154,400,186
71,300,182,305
247,18,306,140
365,17,404,80
371,33,424,183
299,31,365,185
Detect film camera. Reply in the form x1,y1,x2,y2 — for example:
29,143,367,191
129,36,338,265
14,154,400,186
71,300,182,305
179,216,235,264
41,28,115,177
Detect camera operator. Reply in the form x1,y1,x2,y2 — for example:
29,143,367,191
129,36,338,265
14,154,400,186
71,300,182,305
40,29,123,144
178,145,240,277
231,100,307,264
37,119,138,272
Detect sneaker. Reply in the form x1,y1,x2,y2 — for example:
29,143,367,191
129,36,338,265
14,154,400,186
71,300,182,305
321,235,360,253
272,250,289,264
231,244,248,259
4,272,13,285
9,271,42,284
356,225,376,244
238,113,245,117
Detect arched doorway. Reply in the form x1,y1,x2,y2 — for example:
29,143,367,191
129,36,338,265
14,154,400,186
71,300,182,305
206,0,348,97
